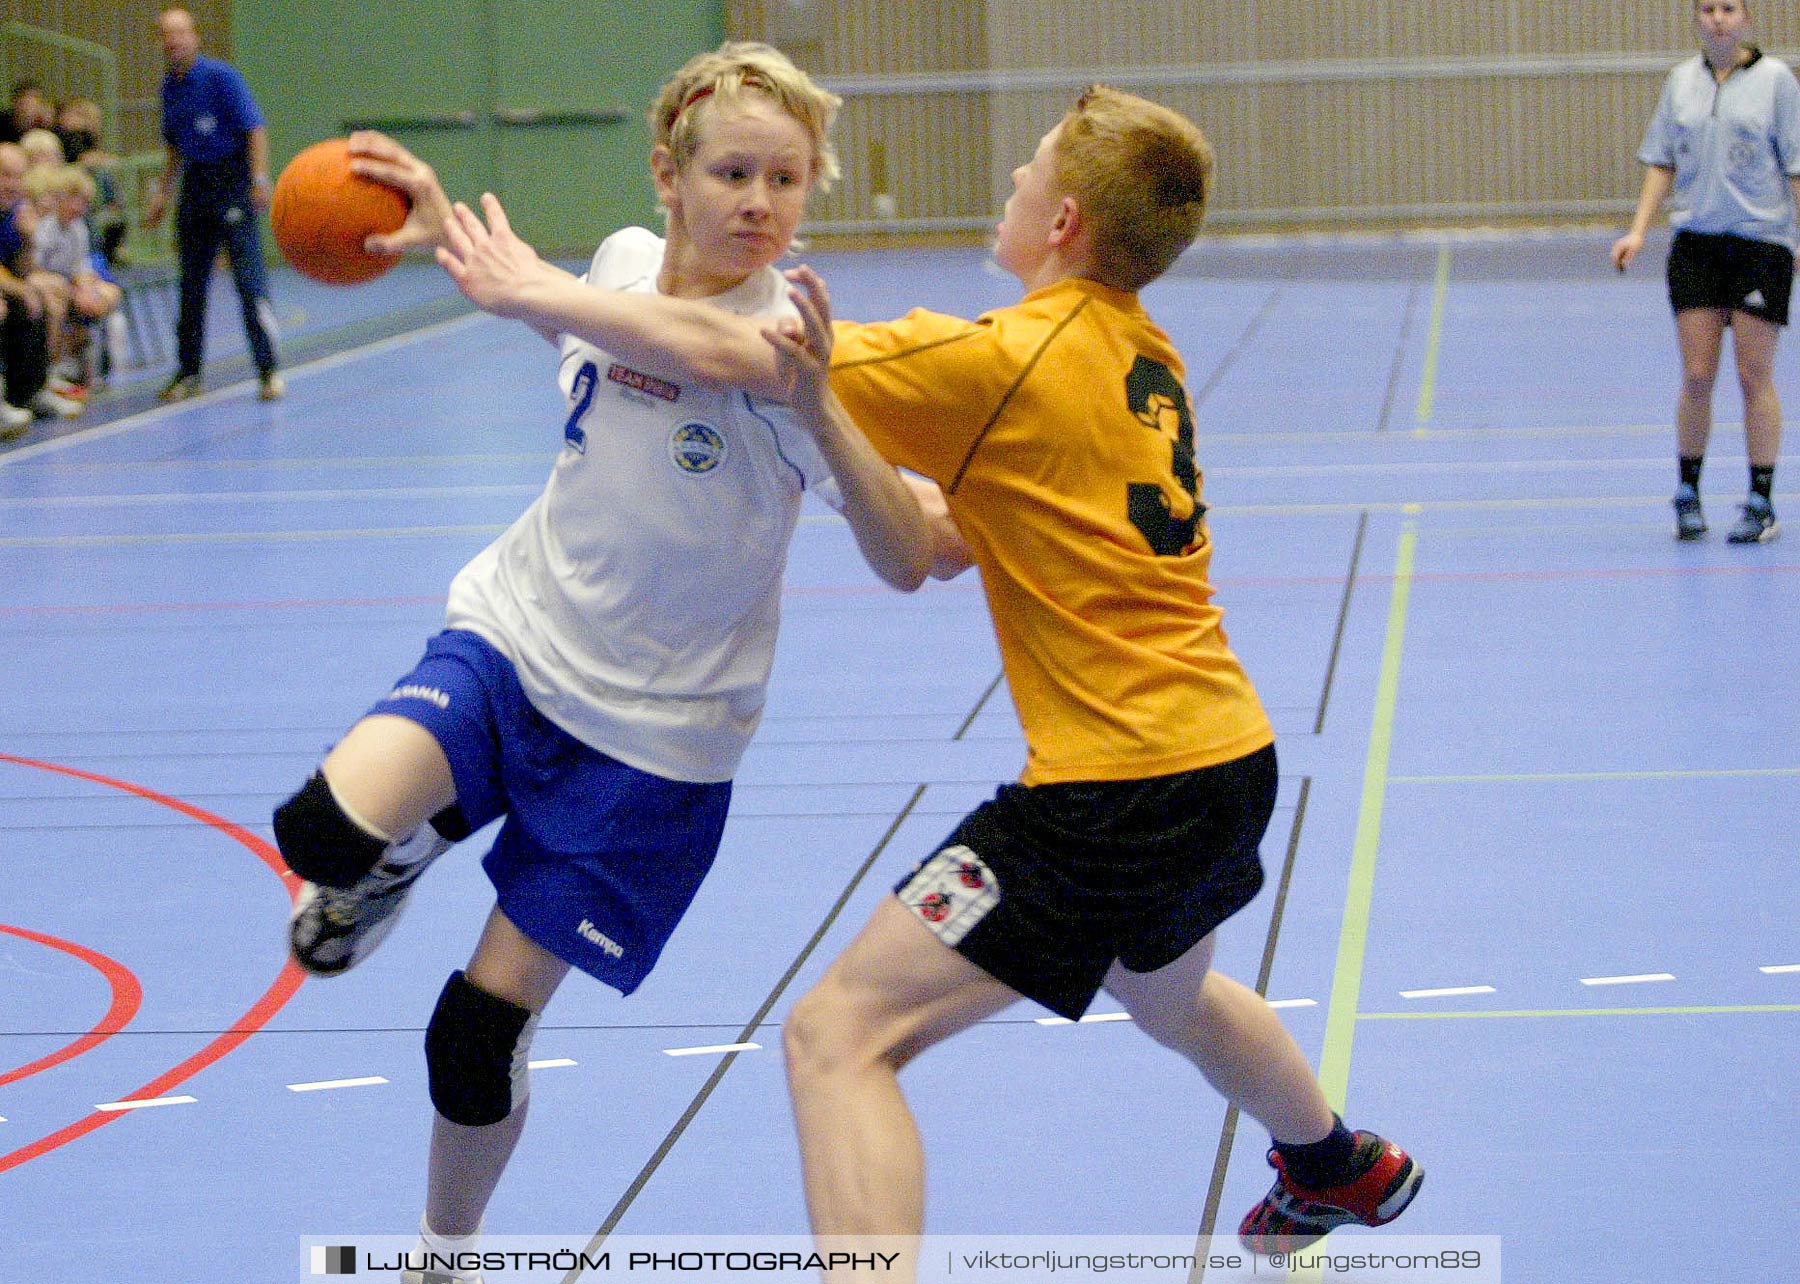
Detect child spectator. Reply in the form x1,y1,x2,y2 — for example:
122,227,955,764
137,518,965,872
56,98,125,268
33,164,122,394
17,127,65,173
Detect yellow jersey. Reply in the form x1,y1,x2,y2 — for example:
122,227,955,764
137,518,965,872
832,276,1274,786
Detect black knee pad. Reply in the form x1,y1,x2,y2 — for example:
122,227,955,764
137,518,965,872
429,803,472,842
272,771,388,889
425,970,539,1127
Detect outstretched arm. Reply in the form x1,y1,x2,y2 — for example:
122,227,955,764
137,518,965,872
437,193,789,396
764,266,949,592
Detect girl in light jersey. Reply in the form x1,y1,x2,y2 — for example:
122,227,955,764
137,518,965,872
1613,0,1799,543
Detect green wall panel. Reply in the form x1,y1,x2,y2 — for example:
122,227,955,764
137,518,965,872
234,0,721,255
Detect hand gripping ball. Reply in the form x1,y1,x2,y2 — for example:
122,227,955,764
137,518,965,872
270,138,410,285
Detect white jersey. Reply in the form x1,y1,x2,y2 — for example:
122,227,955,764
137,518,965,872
34,213,94,281
446,227,841,782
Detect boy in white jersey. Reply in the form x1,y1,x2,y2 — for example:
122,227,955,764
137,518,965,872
270,44,952,1282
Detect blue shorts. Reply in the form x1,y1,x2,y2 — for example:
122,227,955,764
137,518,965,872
367,629,732,994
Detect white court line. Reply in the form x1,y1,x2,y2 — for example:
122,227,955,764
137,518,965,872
1267,998,1318,1010
663,1042,760,1057
528,1058,577,1069
0,524,509,550
11,451,551,476
1214,456,1711,480
95,1095,197,1112
1580,973,1675,987
1760,964,1800,975
1400,985,1497,999
1033,1012,1133,1026
0,483,541,511
0,311,486,469
286,1076,389,1093
1223,488,1797,519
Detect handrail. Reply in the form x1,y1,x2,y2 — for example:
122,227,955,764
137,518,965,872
337,108,629,131
493,106,628,127
340,110,482,132
112,150,175,264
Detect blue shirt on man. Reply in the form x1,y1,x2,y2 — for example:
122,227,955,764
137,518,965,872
161,54,265,165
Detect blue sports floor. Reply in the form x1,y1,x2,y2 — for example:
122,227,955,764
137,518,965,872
1,233,1796,1283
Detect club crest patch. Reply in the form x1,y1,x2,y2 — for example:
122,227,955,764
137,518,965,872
897,845,1001,947
670,422,727,473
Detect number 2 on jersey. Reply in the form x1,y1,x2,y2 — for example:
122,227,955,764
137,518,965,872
564,360,599,453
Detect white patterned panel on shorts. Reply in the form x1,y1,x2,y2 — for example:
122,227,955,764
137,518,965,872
896,845,1001,947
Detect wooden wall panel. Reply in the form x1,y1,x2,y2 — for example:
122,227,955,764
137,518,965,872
729,0,1800,233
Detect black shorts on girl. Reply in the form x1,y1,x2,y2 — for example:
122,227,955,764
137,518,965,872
893,743,1278,1020
1667,228,1795,325
365,628,732,994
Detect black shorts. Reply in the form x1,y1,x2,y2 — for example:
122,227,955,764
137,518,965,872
893,743,1277,1020
1667,229,1795,326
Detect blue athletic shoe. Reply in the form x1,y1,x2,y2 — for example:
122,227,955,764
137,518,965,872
1726,494,1779,544
1673,485,1707,540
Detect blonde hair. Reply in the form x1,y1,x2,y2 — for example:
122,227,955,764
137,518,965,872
648,42,840,194
18,127,63,167
1053,85,1212,292
46,163,97,201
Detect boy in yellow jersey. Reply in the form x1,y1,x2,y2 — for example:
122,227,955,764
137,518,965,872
401,83,1420,1264
778,86,1421,1266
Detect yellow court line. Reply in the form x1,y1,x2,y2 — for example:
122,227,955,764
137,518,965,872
1413,245,1451,426
1360,1004,1800,1021
1317,523,1418,1111
1391,767,1800,784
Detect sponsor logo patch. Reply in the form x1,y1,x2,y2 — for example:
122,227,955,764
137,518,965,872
607,362,680,403
577,918,625,959
669,422,727,474
387,683,450,709
897,845,1000,947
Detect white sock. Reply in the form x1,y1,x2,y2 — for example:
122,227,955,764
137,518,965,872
410,1213,482,1273
384,817,455,869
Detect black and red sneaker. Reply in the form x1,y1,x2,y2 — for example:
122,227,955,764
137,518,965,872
1239,1131,1422,1255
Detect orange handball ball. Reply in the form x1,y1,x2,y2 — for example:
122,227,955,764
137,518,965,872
270,139,409,285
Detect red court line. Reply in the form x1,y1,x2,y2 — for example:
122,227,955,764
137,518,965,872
0,926,143,1089
0,752,305,1176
